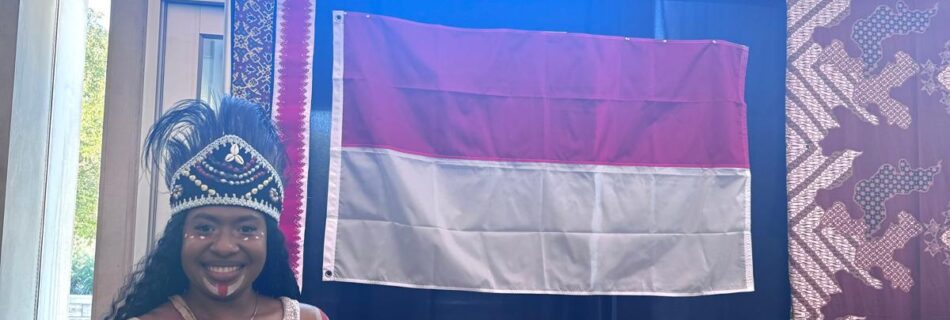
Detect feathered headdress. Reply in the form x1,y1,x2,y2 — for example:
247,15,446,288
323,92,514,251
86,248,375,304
144,98,286,220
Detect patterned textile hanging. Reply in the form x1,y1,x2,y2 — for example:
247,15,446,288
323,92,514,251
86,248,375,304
786,0,950,318
229,0,316,288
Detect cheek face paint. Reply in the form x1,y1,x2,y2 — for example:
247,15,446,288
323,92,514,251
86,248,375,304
184,233,207,240
242,232,264,241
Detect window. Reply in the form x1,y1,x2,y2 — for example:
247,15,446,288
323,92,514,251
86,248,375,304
198,35,225,104
68,1,111,319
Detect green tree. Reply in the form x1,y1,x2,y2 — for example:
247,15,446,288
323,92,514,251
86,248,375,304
71,8,108,295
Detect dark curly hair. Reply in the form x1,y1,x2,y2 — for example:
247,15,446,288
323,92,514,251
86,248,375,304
104,212,300,319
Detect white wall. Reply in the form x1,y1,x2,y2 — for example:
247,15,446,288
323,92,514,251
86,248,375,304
0,0,59,316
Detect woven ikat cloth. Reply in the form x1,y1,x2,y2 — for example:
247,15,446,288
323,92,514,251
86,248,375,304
787,0,950,318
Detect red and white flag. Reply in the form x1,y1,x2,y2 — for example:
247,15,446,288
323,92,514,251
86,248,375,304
324,11,751,296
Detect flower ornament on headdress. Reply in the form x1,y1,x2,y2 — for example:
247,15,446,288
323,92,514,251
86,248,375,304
144,98,286,220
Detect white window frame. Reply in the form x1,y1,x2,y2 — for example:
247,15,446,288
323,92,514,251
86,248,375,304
0,0,88,318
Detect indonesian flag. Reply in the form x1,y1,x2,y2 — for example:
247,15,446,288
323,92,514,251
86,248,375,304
323,11,752,296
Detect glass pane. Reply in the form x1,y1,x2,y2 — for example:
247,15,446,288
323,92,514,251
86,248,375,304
69,0,111,319
198,35,225,104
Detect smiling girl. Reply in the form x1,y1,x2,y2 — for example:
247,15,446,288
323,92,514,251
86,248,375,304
105,98,327,320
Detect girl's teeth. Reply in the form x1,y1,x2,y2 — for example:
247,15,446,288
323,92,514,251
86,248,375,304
208,266,240,273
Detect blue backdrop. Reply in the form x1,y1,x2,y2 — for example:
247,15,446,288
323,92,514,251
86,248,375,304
302,1,789,318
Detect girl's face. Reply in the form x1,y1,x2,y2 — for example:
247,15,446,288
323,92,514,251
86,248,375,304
181,206,267,300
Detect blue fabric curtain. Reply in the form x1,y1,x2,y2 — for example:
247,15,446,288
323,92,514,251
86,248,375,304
302,1,789,318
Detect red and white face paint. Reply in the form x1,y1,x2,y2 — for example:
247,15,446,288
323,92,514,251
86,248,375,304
202,275,247,297
181,206,267,300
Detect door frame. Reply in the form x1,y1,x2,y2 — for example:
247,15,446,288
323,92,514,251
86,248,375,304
91,0,224,318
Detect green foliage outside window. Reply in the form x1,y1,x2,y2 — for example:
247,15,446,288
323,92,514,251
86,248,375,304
71,9,107,295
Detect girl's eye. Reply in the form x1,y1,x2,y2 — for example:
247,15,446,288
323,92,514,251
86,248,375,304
239,225,258,234
194,224,214,234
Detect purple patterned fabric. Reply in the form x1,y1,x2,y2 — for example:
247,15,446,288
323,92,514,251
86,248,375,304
230,0,276,108
787,0,950,318
271,0,315,289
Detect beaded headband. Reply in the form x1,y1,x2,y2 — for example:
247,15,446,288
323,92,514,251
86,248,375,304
169,135,283,220
144,98,286,221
